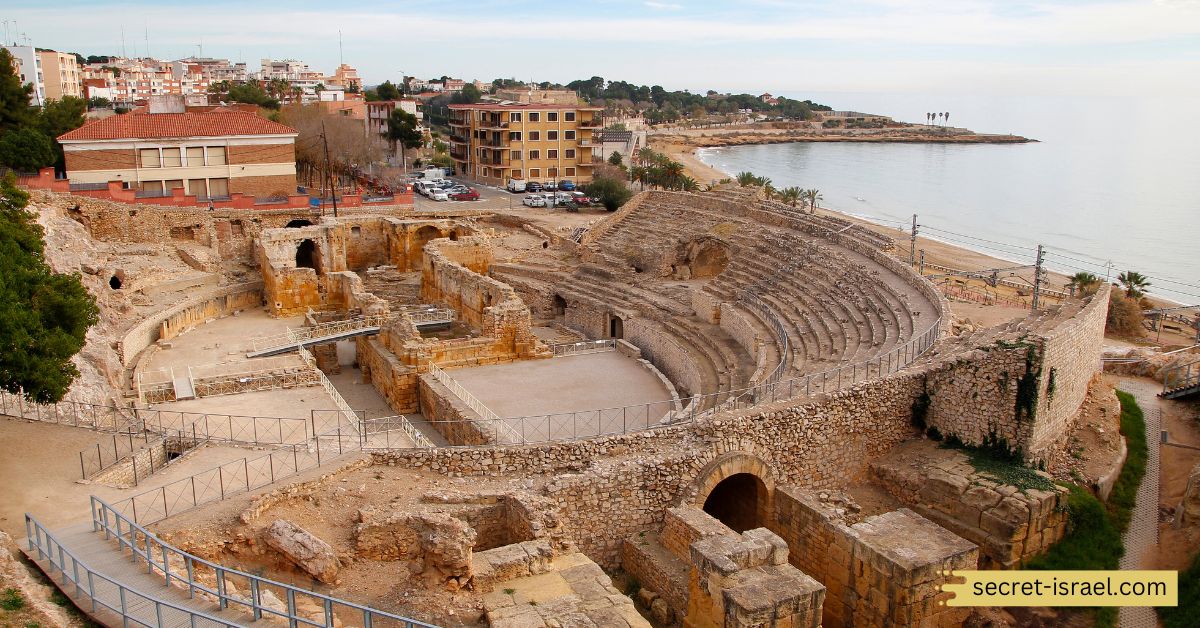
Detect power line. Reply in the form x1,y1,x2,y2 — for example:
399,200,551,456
920,225,1036,254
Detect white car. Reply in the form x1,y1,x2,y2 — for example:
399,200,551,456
428,189,449,201
522,194,547,208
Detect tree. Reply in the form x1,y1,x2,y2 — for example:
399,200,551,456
630,166,649,191
226,81,280,109
37,97,87,173
608,151,623,167
385,109,423,171
1068,272,1102,297
736,171,759,187
1117,271,1150,299
0,49,36,133
450,83,482,105
803,188,823,213
0,128,55,171
584,176,633,211
779,187,802,207
87,96,112,109
0,173,100,402
375,80,401,101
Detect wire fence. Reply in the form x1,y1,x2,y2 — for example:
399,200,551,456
89,496,439,627
77,425,152,479
0,389,135,430
548,339,617,357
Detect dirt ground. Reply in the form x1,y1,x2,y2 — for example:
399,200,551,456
1144,379,1200,571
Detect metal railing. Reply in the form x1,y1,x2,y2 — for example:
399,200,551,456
88,496,439,627
549,339,617,357
134,407,312,446
0,389,135,430
738,290,790,387
77,424,151,480
1163,359,1200,394
427,362,522,444
250,314,391,352
24,513,243,627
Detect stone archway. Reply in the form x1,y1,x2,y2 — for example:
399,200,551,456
692,452,775,533
409,224,444,269
296,239,318,269
609,314,624,339
285,219,313,228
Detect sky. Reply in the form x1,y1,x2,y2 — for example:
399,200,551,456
4,0,1199,100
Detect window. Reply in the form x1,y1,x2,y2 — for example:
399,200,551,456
140,180,164,193
509,131,522,141
528,168,541,178
511,169,523,179
565,149,576,158
207,146,226,166
162,148,182,167
139,148,160,168
207,178,229,198
565,112,576,121
528,112,540,122
165,179,184,191
547,131,558,141
547,150,558,159
547,112,558,122
510,150,522,160
564,130,576,140
483,167,491,177
186,146,205,166
510,112,521,122
548,167,558,178
565,167,576,176
528,131,540,141
187,179,206,196
528,150,540,160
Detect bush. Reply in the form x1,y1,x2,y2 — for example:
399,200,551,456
1109,390,1147,532
1106,290,1144,337
1160,551,1200,628
1027,484,1122,571
0,128,55,171
583,176,632,211
1,587,25,611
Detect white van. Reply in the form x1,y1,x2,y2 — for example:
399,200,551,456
506,178,527,193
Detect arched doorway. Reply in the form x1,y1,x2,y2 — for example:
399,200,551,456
296,239,317,269
609,314,624,339
410,225,443,269
552,295,567,317
285,219,313,228
702,473,768,533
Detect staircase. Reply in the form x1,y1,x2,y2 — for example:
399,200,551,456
1161,359,1200,399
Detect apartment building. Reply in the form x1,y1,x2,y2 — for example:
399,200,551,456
58,98,298,199
3,45,45,105
38,50,83,100
448,102,602,186
366,99,422,138
82,58,210,105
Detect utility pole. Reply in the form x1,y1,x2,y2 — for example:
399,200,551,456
918,249,926,275
1031,244,1045,311
909,214,918,267
321,121,338,217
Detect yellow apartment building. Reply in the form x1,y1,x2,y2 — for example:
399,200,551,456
38,50,83,101
448,103,603,187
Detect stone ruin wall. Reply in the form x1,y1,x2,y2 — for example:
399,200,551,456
119,282,264,365
369,289,1107,568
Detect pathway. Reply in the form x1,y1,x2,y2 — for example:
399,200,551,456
1115,378,1161,628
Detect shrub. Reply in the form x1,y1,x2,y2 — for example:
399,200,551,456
1109,390,1147,532
583,176,632,211
1027,484,1122,571
1,587,26,611
1160,551,1200,628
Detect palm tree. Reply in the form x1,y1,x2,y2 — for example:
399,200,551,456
631,166,649,191
662,161,685,187
1117,271,1151,299
736,171,759,187
803,188,823,214
1067,272,1102,296
636,147,656,166
679,176,700,192
779,187,803,207
763,183,777,199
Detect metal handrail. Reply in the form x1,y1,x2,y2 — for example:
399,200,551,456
549,339,617,357
88,496,439,627
427,362,522,444
24,513,243,627
1163,358,1200,393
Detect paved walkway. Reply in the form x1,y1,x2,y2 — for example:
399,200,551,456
22,522,253,627
1116,380,1161,628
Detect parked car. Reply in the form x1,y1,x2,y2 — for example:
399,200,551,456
570,192,592,207
526,181,544,192
506,178,527,193
428,189,449,201
522,194,547,208
553,192,573,206
447,185,470,195
450,189,479,201
557,180,576,191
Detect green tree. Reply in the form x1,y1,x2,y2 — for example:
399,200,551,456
1117,271,1150,300
1068,272,1102,297
375,80,401,101
0,174,99,402
450,83,482,105
779,187,802,207
0,128,55,171
0,49,36,133
226,81,279,109
608,151,623,167
584,176,633,211
385,109,423,171
736,171,759,187
630,165,649,191
803,188,823,213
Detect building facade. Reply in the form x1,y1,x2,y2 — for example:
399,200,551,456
4,45,45,105
366,99,422,138
58,100,298,199
448,103,601,186
38,50,83,100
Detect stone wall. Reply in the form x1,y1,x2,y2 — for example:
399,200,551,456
357,336,419,414
417,374,494,446
119,282,263,365
770,487,976,628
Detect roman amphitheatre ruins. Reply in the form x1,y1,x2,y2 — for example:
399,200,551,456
3,183,1116,627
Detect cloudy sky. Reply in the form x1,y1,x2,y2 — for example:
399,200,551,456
4,0,1199,98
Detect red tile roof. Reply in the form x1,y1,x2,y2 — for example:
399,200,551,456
58,108,297,142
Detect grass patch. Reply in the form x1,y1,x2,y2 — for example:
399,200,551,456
939,436,1055,493
1109,390,1147,533
1,588,26,611
1159,551,1200,628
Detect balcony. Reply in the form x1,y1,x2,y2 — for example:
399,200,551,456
449,134,469,145
479,119,509,130
577,118,602,129
479,137,507,148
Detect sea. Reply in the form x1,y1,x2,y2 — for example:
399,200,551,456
694,93,1200,305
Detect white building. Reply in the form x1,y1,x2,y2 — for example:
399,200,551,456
4,45,45,105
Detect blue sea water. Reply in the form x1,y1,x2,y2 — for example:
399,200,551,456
695,93,1200,304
